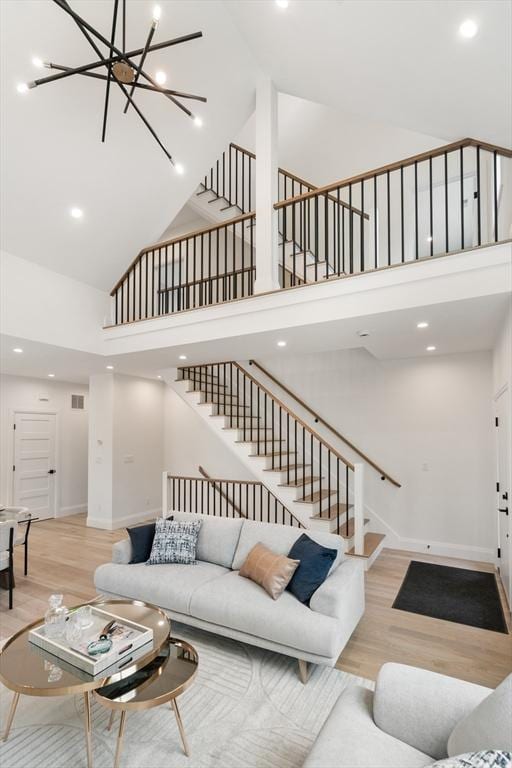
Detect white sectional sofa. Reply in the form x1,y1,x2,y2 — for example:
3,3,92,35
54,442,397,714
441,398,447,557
94,513,365,679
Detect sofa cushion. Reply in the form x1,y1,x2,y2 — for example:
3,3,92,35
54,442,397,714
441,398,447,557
127,522,156,564
448,674,512,756
189,569,343,658
303,685,431,768
94,560,228,615
147,519,201,565
173,512,243,569
239,542,299,599
431,752,512,768
231,519,344,572
287,533,337,604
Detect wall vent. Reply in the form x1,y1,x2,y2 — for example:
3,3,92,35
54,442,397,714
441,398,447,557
71,394,85,410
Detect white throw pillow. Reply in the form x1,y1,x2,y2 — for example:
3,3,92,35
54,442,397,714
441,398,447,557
430,751,512,768
447,675,512,756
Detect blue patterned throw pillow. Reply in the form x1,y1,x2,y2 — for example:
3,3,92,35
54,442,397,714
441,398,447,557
430,752,512,768
146,519,202,565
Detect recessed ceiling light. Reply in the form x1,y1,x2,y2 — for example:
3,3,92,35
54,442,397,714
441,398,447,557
152,5,162,22
277,340,287,347
155,70,167,85
276,0,289,7
106,365,114,370
417,322,429,329
48,373,55,378
426,346,436,352
17,82,29,94
174,162,185,175
178,354,187,360
13,347,23,354
459,19,478,38
426,235,433,242
70,207,83,219
157,375,162,379
32,56,44,68
193,116,203,128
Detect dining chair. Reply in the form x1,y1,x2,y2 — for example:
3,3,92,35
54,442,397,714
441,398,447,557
0,520,17,609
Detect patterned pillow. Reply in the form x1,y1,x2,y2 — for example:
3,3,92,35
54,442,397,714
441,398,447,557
146,519,202,565
430,752,512,768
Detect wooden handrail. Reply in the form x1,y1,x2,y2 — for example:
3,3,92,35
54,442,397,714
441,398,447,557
157,264,255,293
274,137,512,210
249,360,401,487
111,212,255,295
198,466,248,518
232,362,355,471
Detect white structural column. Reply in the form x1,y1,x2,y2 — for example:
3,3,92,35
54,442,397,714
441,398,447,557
254,78,280,293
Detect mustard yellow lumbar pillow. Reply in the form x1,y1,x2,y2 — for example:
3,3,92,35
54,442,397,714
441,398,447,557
239,542,300,600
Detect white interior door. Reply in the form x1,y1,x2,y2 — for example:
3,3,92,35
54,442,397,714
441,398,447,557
496,390,511,606
13,411,57,520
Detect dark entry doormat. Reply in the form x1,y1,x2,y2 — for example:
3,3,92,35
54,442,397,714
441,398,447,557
392,560,508,633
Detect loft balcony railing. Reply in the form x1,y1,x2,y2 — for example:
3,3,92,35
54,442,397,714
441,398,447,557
109,138,511,326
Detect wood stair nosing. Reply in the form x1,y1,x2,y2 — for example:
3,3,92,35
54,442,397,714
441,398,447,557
310,502,353,521
278,475,322,488
263,463,305,473
235,438,286,445
177,373,220,383
248,450,297,458
295,488,337,504
347,532,385,558
213,415,261,422
335,518,370,539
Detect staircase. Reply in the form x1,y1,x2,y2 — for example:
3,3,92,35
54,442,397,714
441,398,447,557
168,361,389,568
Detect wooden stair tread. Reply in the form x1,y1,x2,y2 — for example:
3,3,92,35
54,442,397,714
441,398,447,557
213,415,261,421
347,532,385,558
249,451,297,457
311,502,353,521
263,464,305,472
295,488,337,504
278,475,322,488
236,438,286,444
335,518,370,539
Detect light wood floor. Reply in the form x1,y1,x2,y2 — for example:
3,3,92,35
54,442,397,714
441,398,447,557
1,514,511,687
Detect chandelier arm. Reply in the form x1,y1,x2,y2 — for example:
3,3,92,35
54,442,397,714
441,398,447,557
29,34,203,90
45,63,205,101
124,21,156,114
53,0,194,118
56,0,174,163
101,0,120,142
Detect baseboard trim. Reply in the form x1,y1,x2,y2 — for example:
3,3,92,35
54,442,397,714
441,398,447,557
87,508,161,531
383,533,495,565
57,504,87,518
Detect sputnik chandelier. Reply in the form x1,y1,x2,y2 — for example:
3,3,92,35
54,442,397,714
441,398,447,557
18,0,206,171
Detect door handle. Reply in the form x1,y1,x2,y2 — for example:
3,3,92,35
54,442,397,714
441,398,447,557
498,508,509,515
48,469,56,475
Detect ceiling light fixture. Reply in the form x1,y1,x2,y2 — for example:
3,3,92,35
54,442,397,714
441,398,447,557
13,347,23,354
70,207,83,219
459,19,478,38
417,322,429,329
106,365,114,370
174,162,185,175
426,235,433,242
155,70,167,85
178,354,187,360
32,56,44,68
276,0,289,8
277,340,287,347
426,346,436,352
21,1,206,166
193,115,203,127
157,375,162,379
48,373,55,378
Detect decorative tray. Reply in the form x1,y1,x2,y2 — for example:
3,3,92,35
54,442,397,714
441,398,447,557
28,606,154,676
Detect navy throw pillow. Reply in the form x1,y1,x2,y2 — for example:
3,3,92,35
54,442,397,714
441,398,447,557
286,533,337,604
127,517,173,564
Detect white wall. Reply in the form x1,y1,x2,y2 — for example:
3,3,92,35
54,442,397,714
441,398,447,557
236,92,445,187
0,250,110,353
0,373,88,515
87,374,165,529
252,348,495,559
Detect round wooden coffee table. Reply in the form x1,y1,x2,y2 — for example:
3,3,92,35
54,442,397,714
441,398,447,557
95,637,198,768
0,599,170,768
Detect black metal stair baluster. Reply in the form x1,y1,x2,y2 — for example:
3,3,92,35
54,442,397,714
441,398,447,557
387,171,391,266
222,151,226,200
349,184,353,274
208,231,212,305
170,244,175,313
493,149,498,242
429,156,434,257
336,458,340,535
314,196,318,283
444,152,449,252
145,253,148,319
400,167,405,263
151,251,155,317
319,441,322,518
137,259,141,320
271,398,275,466
476,146,481,246
360,180,365,272
414,161,419,259
328,450,331,526
324,193,328,278
460,146,465,250
345,466,349,537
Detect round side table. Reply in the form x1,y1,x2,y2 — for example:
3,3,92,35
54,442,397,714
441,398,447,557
95,637,198,768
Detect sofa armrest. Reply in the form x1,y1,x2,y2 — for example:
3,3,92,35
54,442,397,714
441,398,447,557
112,538,132,564
309,557,364,620
373,662,492,760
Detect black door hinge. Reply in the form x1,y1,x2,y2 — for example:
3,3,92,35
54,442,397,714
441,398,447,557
495,417,499,427
497,547,501,558
497,482,500,492
13,423,16,430
12,465,15,472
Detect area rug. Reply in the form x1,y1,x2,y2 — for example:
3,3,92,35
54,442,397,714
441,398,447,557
0,621,374,768
393,560,508,633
